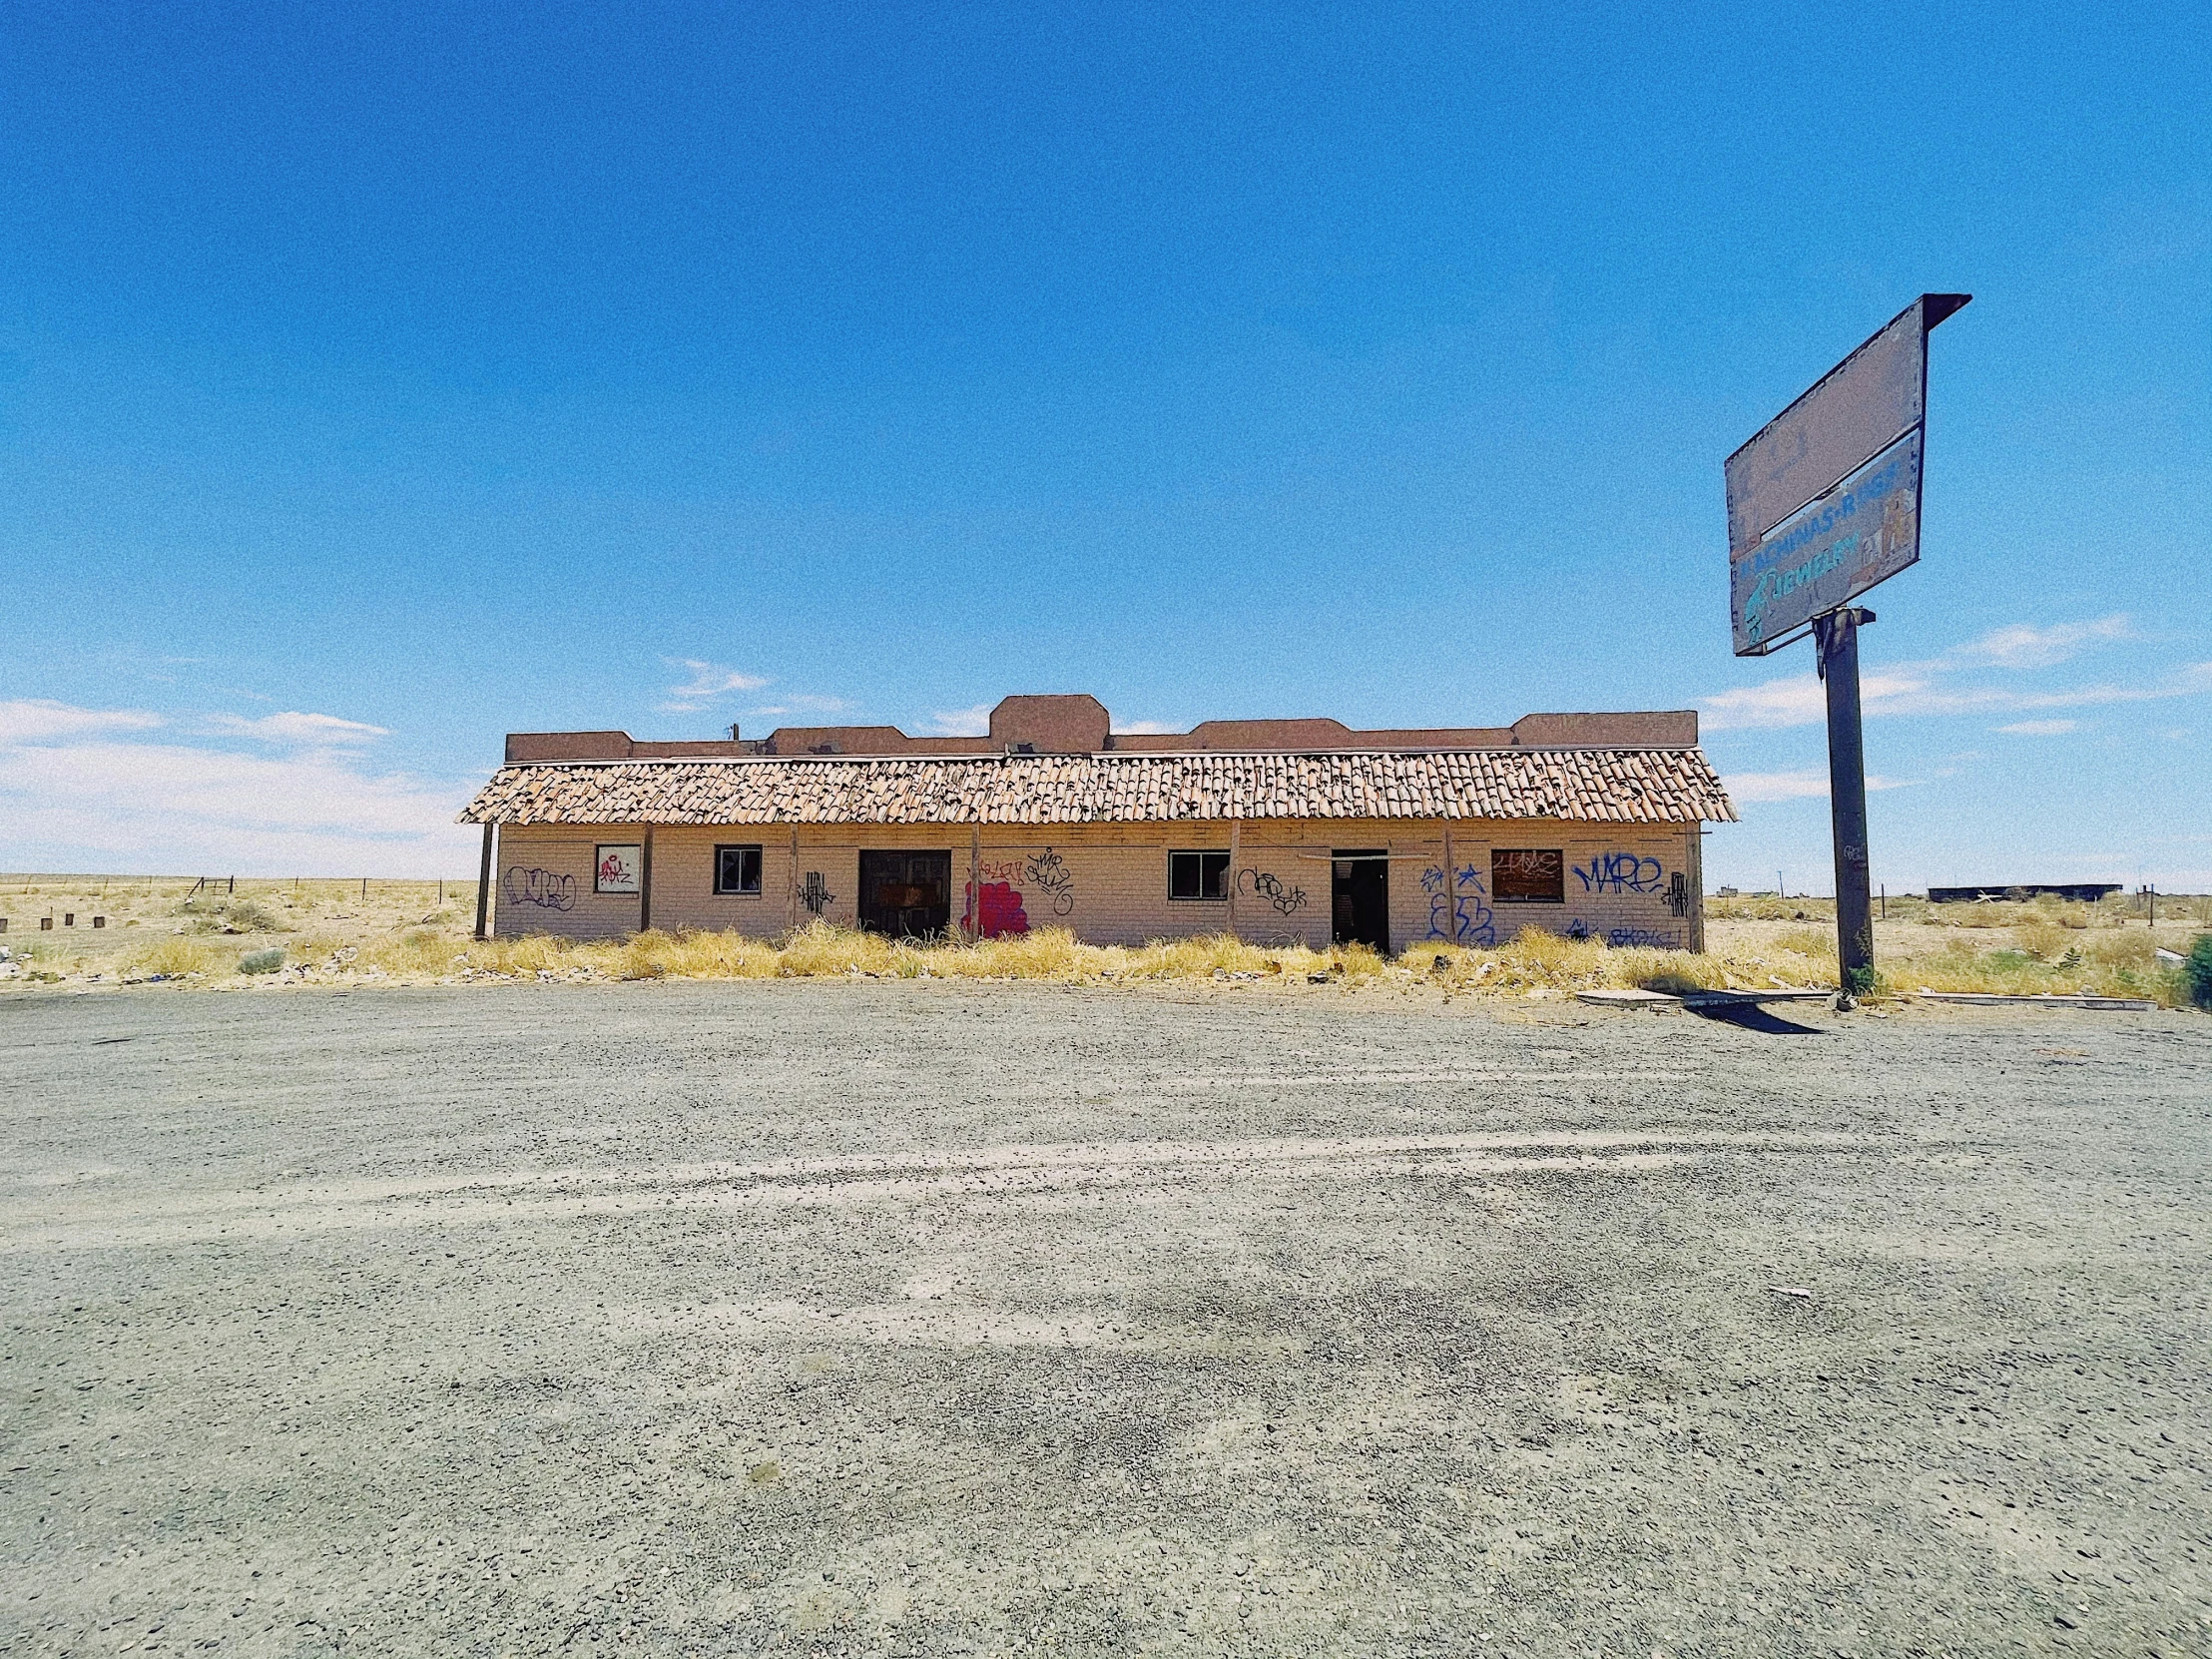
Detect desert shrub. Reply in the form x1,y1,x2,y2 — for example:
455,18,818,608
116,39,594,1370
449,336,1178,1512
1772,928,1837,959
364,928,463,976
2187,935,2212,1010
777,920,900,977
1709,894,1835,922
239,948,284,975
1946,902,2010,928
130,936,224,977
2013,920,2070,960
2081,931,2154,969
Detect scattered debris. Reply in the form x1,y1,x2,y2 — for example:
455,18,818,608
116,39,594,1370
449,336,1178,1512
1766,1286,1813,1299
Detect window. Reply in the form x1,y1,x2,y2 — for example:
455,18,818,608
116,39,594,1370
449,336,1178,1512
715,844,764,895
1169,849,1230,900
1492,847,1565,903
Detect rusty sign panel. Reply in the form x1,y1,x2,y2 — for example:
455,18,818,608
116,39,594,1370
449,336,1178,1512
1727,293,1967,655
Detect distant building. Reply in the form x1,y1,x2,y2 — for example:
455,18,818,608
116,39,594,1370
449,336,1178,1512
461,694,1736,955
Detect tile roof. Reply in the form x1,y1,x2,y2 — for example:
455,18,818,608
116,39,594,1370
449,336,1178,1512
460,749,1736,827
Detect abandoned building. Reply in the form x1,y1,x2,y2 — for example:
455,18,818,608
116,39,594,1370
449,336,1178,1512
459,694,1736,955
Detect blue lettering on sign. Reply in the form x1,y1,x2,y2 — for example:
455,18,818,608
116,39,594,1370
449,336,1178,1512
1736,433,1921,650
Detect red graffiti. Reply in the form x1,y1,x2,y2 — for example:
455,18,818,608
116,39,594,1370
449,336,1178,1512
966,880,1029,938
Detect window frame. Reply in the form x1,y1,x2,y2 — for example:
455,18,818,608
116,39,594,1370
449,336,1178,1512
1491,847,1566,904
714,842,766,897
1167,848,1231,902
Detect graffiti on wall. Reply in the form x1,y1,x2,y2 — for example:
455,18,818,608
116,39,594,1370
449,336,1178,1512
1668,871,1690,918
1238,867,1308,915
595,845,642,895
1023,847,1076,916
799,871,834,916
1574,851,1666,894
503,866,577,911
1608,927,1683,948
1421,862,1496,946
967,881,1030,937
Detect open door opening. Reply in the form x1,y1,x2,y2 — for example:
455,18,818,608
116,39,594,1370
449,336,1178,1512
858,850,952,938
1332,849,1389,954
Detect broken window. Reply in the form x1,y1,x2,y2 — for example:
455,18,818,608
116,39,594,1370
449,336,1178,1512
1168,850,1230,900
1492,848,1565,903
715,844,764,895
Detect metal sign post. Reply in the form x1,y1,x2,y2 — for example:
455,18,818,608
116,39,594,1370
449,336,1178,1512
1815,606,1875,988
1727,293,1969,1000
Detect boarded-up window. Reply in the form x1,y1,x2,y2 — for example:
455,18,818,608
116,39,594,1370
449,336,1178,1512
595,844,643,895
1492,848,1564,903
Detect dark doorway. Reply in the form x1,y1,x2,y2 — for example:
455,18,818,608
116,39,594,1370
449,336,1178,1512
1332,849,1389,953
858,850,952,939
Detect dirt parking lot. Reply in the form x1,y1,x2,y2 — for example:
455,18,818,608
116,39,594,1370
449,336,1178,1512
3,985,2209,1658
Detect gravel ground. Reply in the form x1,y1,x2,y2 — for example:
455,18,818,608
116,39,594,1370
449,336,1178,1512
2,984,2209,1658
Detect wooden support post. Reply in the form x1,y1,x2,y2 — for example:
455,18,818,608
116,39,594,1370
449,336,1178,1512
474,823,494,940
1441,823,1454,945
1227,821,1243,940
1688,826,1706,954
638,826,656,934
788,827,801,933
968,826,981,940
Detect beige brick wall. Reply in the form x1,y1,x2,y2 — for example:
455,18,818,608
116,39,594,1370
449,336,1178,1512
490,830,646,942
492,819,1702,953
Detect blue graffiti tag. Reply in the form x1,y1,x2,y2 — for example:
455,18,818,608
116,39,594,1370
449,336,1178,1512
1607,927,1682,949
1574,852,1666,894
1422,862,1496,946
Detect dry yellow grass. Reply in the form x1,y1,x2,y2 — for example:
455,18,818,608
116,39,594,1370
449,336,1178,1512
2,873,2199,1009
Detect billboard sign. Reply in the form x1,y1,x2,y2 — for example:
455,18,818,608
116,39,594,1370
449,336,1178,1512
1734,428,1921,653
1727,292,1967,655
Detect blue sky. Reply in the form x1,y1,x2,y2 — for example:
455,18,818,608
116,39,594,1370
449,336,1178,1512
2,2,2206,887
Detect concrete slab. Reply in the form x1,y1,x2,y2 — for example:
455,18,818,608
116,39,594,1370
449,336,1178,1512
1917,991,2159,1011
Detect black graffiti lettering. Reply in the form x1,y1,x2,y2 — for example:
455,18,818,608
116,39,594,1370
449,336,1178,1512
1237,867,1308,915
1024,846,1076,916
799,871,834,916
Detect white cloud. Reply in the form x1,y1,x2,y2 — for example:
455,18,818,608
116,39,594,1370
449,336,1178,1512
659,659,772,713
1703,650,2212,731
1995,719,2077,737
744,695,851,720
0,700,478,876
1111,721,1180,735
1720,769,1914,804
1700,670,1929,731
924,704,994,738
0,699,164,743
1950,615,2131,670
204,711,388,746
